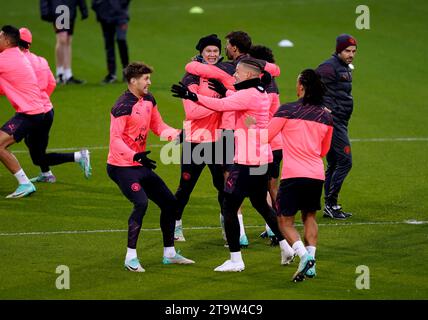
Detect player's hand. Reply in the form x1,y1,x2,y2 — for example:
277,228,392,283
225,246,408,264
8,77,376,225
244,115,257,128
133,151,157,170
208,79,226,97
192,55,204,63
171,82,198,102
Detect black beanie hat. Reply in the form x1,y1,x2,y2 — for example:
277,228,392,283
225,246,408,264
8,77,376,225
336,34,357,53
195,34,222,53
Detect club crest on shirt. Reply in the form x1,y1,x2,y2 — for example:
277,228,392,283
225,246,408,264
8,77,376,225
131,183,141,192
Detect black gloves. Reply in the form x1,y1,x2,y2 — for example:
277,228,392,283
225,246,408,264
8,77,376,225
171,82,198,101
133,151,157,169
208,79,227,97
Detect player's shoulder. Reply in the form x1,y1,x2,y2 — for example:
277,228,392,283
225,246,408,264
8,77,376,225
215,61,235,76
111,90,139,117
143,92,157,107
181,72,200,86
275,100,300,118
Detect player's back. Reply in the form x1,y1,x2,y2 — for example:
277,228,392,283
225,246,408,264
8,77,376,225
0,47,44,114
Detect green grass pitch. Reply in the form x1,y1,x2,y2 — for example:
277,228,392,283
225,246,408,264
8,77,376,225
0,0,427,299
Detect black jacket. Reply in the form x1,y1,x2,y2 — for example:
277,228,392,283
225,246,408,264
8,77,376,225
40,0,88,22
316,54,354,123
91,0,130,24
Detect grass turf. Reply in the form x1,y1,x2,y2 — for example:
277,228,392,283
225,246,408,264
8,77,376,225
0,0,427,299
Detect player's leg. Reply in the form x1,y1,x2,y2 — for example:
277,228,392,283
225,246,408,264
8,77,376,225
277,178,315,282
174,142,205,241
214,164,246,272
0,114,41,198
101,21,117,83
324,123,352,219
143,169,194,265
55,31,67,83
115,22,129,78
107,165,148,272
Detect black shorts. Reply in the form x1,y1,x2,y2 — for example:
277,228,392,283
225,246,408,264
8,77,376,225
224,163,269,198
276,178,324,216
1,113,45,143
53,18,75,35
268,149,283,179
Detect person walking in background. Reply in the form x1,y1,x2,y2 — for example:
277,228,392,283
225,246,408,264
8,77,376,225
40,0,88,84
92,0,130,84
316,34,357,220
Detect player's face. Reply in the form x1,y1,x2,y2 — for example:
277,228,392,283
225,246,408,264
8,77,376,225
0,31,8,52
296,75,305,98
225,39,235,60
338,46,357,64
201,46,220,65
132,74,151,96
233,63,249,84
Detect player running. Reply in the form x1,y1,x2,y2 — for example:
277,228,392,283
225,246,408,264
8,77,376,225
18,27,91,183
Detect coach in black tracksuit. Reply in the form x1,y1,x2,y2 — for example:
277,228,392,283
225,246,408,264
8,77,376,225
316,34,358,220
92,0,130,83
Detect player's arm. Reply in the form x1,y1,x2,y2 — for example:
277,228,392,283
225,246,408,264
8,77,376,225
196,91,250,112
183,83,217,120
263,61,281,77
320,125,333,157
150,105,181,141
45,66,56,96
110,115,138,163
267,117,286,142
185,61,235,90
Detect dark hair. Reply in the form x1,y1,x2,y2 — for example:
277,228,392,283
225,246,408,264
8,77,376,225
249,45,275,63
225,31,252,54
123,62,153,83
238,58,263,73
298,69,325,106
18,40,30,49
1,25,20,47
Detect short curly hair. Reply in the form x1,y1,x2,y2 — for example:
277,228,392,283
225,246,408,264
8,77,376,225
123,62,153,83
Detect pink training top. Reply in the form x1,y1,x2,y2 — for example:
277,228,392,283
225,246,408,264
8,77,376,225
268,99,333,180
185,57,281,130
0,47,44,115
185,61,236,130
107,90,180,167
264,76,283,151
196,80,273,166
22,50,56,113
180,73,222,143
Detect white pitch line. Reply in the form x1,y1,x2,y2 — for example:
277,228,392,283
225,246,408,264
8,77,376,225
0,220,426,237
9,137,428,154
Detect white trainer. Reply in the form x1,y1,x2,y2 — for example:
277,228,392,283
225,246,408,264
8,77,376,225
281,251,296,266
214,259,245,272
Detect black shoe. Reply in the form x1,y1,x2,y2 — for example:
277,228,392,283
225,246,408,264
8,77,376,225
56,74,64,84
65,76,86,85
323,204,348,220
102,74,117,84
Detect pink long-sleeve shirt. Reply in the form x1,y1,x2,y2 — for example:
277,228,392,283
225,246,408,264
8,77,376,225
0,47,44,115
107,90,180,167
196,82,273,166
185,56,281,130
22,49,56,113
268,99,333,180
180,73,222,143
265,77,283,151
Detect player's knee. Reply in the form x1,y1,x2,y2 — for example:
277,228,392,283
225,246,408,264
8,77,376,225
133,200,148,217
